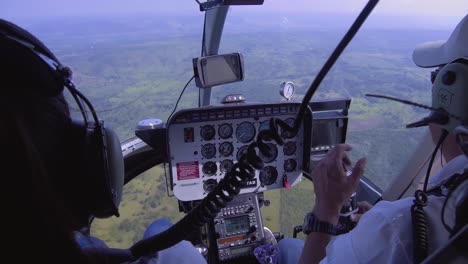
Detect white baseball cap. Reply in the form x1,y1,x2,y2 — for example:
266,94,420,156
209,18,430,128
413,15,468,68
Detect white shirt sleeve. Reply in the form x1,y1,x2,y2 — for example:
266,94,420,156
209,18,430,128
320,200,413,264
319,156,466,264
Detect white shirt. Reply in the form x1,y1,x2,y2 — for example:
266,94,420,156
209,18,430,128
321,155,468,264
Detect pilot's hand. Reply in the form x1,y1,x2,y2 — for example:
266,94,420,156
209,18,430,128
311,144,367,224
350,201,373,223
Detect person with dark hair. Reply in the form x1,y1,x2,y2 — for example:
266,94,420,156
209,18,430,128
2,92,93,263
1,19,207,263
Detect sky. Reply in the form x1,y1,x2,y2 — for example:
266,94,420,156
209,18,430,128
1,0,467,17
1,0,467,28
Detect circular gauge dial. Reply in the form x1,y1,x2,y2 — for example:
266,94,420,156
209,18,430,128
283,141,296,156
282,118,296,139
218,123,233,139
203,179,217,193
280,81,295,100
236,145,249,161
201,143,216,159
259,120,272,141
236,122,256,143
284,159,297,172
200,125,215,141
202,161,217,176
219,142,234,157
220,159,234,174
259,166,278,186
259,143,278,163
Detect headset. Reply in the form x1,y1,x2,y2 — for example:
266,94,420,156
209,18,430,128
413,59,468,263
431,59,468,134
0,19,124,219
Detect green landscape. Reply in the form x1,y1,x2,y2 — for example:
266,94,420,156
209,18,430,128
23,14,447,248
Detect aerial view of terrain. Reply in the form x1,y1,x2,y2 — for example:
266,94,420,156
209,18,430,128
12,11,454,247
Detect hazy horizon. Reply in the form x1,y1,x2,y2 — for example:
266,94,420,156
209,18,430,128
1,0,467,30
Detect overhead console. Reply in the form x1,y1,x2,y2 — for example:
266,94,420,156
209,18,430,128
167,102,312,201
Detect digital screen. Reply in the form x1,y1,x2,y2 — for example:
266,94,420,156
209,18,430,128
311,119,344,147
230,246,251,255
225,215,250,234
200,54,242,87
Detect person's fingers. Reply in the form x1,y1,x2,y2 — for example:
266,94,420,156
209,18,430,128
337,144,353,151
349,157,367,187
329,144,352,159
357,201,373,213
311,159,326,182
335,144,352,158
325,145,352,177
343,154,352,167
334,146,353,171
350,213,362,223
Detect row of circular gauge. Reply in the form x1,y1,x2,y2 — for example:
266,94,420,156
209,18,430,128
200,118,296,143
202,159,298,193
202,159,297,193
200,141,297,161
202,159,298,177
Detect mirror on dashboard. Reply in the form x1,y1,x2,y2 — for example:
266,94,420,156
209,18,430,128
193,52,244,88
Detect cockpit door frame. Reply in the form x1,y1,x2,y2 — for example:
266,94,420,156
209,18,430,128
199,6,230,107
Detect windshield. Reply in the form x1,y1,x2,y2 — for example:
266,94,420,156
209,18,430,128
3,0,466,248
215,6,467,185
214,1,465,238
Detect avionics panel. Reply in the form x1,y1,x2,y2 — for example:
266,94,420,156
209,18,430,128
167,103,312,201
214,193,264,262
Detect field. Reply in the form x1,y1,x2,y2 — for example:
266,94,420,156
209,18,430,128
25,15,445,248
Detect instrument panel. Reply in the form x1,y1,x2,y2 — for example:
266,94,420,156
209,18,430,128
167,103,312,201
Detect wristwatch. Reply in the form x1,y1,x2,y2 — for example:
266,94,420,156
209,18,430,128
302,212,341,236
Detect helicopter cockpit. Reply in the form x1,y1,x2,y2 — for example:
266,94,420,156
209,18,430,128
4,0,466,263
117,1,405,262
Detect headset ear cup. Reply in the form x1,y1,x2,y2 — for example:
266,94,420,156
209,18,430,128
103,126,124,214
87,123,122,219
70,120,122,219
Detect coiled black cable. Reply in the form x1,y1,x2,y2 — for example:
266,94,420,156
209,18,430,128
130,0,380,258
130,118,293,257
411,130,447,263
411,190,429,264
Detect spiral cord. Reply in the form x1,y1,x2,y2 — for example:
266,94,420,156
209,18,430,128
411,190,429,263
410,129,447,263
